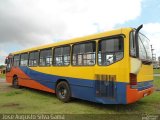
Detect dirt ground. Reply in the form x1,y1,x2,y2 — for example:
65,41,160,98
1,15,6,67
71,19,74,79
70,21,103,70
0,78,5,82
0,78,13,93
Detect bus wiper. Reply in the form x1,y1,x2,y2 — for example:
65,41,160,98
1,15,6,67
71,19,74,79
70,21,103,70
142,59,152,64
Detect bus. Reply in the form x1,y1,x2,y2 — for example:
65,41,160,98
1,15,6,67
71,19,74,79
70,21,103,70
5,25,154,104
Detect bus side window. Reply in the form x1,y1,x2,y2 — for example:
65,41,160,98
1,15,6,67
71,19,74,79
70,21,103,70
72,41,96,66
39,49,52,66
13,54,20,67
53,46,70,66
29,51,39,67
20,53,28,66
98,37,124,66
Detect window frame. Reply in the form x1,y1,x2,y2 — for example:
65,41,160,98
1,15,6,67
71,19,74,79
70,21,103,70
71,41,96,66
20,52,29,66
97,36,124,66
39,48,53,67
13,54,20,67
29,50,39,67
53,45,71,66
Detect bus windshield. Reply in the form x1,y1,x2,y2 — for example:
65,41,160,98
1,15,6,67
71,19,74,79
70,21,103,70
130,31,152,63
138,33,152,62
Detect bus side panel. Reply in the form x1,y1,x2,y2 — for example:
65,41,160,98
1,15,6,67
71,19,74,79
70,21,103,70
6,66,131,104
6,67,55,93
19,66,129,104
20,66,97,102
6,75,12,83
6,70,12,83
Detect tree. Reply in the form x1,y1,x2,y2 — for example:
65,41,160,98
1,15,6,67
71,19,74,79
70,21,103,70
0,65,5,69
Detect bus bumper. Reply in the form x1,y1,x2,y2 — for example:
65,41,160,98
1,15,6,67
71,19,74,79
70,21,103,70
126,85,154,104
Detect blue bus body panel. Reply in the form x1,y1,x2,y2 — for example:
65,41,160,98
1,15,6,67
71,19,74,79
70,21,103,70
19,66,127,104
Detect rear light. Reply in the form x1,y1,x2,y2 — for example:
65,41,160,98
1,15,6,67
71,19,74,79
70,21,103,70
130,73,137,88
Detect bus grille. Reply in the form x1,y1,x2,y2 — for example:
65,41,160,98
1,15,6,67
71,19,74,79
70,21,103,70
95,74,116,98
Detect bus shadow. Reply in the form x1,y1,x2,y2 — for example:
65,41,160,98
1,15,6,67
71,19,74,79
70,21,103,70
19,86,57,98
72,98,146,113
19,86,146,112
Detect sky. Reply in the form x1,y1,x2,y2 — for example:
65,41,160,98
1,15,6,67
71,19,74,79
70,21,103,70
0,0,160,65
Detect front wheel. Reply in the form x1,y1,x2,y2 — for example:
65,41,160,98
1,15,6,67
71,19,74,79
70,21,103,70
56,81,71,102
12,77,20,88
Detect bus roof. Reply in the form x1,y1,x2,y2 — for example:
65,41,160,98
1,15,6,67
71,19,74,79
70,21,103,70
12,27,132,55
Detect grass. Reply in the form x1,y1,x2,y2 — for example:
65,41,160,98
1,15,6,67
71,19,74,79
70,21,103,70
154,76,160,89
0,76,160,120
153,69,160,74
0,74,5,79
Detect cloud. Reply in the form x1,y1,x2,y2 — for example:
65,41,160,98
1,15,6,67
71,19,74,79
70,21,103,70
143,23,160,58
0,50,7,57
0,0,142,45
0,0,142,64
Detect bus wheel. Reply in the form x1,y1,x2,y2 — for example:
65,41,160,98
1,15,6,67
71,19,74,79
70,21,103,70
12,77,20,88
56,81,71,102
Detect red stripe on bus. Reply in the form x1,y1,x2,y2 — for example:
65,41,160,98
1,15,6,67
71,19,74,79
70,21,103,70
6,67,55,93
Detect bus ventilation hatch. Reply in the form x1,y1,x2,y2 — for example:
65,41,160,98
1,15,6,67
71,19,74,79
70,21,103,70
95,74,116,98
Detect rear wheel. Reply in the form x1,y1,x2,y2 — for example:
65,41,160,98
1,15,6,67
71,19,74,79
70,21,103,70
12,77,20,88
56,81,71,102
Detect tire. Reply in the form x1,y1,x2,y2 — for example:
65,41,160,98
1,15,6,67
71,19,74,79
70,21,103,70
56,81,71,102
12,77,20,88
